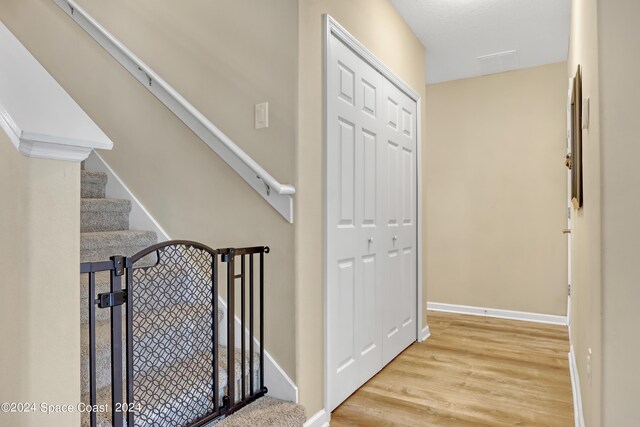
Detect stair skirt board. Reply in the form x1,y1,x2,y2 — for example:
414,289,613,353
427,302,568,325
83,150,299,403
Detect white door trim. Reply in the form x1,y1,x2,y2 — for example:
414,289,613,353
323,14,423,417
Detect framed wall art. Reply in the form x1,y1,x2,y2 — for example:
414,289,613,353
569,65,583,209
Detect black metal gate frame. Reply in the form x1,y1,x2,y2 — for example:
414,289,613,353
81,241,269,427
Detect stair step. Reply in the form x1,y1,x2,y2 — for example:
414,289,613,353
81,170,108,199
81,199,131,233
216,396,306,427
81,230,157,263
81,307,244,393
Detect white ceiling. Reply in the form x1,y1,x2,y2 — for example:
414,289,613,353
389,0,571,84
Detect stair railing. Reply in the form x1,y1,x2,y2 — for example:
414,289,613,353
80,241,268,427
52,0,295,222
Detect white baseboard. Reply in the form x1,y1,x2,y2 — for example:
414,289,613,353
568,322,573,348
86,150,299,403
427,302,567,325
419,324,431,342
568,346,585,427
304,408,330,427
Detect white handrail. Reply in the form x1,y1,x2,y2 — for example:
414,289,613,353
52,0,295,222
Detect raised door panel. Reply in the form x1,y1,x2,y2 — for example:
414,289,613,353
401,147,415,226
359,255,377,355
386,140,400,227
385,249,401,341
400,246,415,331
338,119,355,226
362,130,377,226
335,258,356,375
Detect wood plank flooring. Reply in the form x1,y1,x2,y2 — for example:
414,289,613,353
331,311,573,426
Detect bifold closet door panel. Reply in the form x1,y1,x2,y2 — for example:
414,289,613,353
381,78,418,365
326,34,384,410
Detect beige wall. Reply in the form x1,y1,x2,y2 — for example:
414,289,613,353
296,0,426,415
598,0,640,424
569,0,640,423
567,0,603,424
0,0,299,379
0,135,81,426
424,63,568,316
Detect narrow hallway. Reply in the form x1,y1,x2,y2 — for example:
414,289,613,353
332,312,573,426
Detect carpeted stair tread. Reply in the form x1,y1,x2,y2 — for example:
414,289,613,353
215,396,306,427
82,198,131,212
81,230,157,251
81,170,108,199
81,199,131,233
81,230,157,263
81,170,107,179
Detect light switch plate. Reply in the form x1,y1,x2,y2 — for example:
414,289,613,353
255,102,268,129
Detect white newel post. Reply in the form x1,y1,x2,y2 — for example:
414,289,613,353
0,21,112,426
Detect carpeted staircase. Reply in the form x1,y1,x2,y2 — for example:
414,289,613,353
80,165,305,427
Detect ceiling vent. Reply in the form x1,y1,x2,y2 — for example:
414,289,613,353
476,50,520,76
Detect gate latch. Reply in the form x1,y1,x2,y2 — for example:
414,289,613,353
96,291,127,308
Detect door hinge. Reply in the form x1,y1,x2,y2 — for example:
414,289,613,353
96,291,127,308
568,284,571,296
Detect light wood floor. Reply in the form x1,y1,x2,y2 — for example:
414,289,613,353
331,311,573,426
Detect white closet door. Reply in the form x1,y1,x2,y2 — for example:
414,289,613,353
327,34,384,411
327,33,417,411
381,79,418,365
